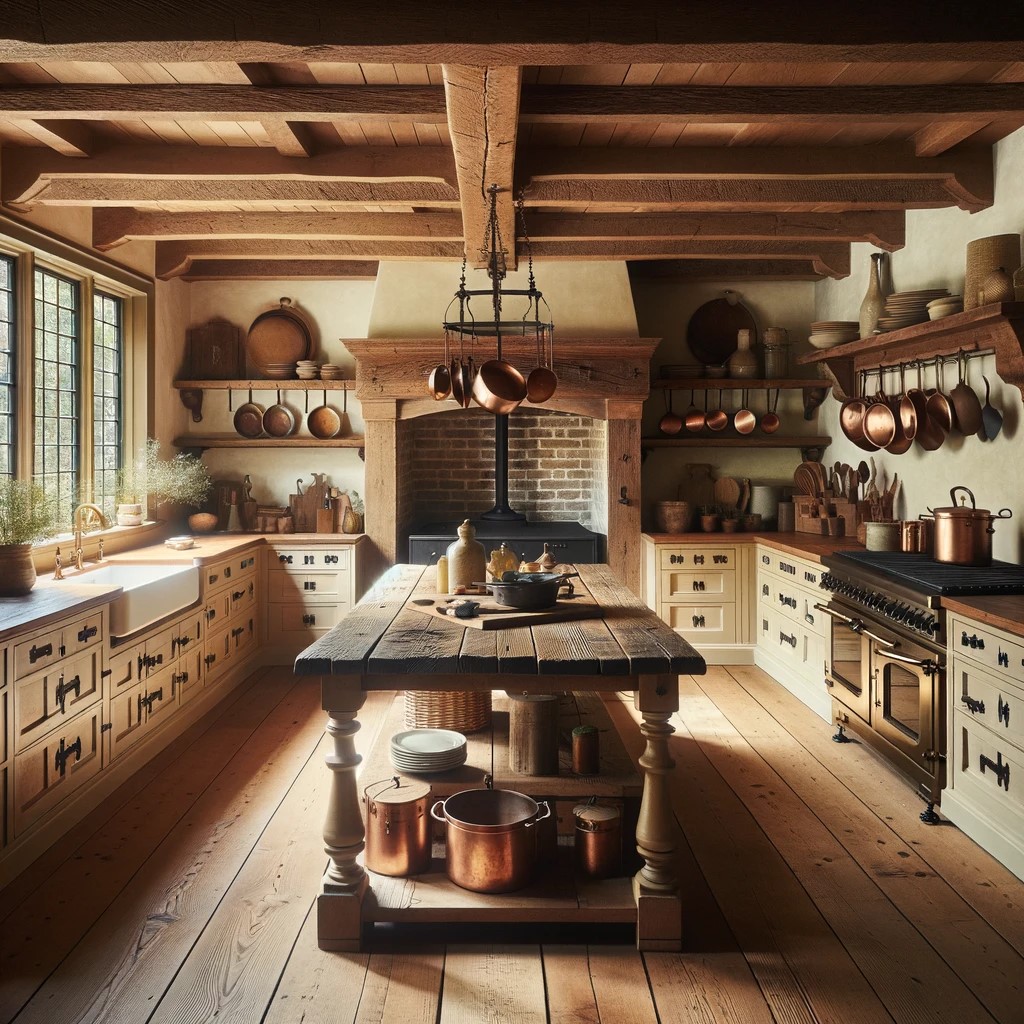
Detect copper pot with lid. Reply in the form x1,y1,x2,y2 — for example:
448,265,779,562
364,776,433,877
922,485,1012,566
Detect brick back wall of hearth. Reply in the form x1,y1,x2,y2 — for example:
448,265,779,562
405,408,607,530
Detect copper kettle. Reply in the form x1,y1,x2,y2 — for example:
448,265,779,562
923,486,1012,566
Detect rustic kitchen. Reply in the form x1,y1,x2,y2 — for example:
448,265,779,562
1,9,1023,1024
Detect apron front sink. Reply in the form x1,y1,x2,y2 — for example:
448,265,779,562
76,563,200,637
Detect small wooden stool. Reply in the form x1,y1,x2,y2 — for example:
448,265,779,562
507,692,560,775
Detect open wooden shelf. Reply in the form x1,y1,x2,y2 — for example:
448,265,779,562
174,434,364,450
796,301,1024,400
643,434,831,449
174,379,355,390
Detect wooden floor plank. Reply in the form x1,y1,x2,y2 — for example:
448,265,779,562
607,695,891,1024
0,668,295,1024
730,664,1024,955
587,945,659,1024
353,950,445,1024
542,946,600,1024
438,945,546,1024
7,682,388,1024
706,665,1024,1024
679,671,998,1024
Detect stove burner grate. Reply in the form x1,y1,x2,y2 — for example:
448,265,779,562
829,550,1024,596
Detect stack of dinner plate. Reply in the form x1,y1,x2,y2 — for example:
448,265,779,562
262,361,296,379
390,728,468,774
927,294,964,320
875,289,950,332
319,363,345,380
296,359,320,379
807,320,860,349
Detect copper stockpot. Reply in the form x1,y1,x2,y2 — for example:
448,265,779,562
364,777,433,877
573,802,621,880
431,788,551,893
922,486,1012,566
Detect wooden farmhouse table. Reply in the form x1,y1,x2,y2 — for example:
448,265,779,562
294,563,706,951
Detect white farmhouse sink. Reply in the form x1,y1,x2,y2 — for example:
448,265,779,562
76,563,200,637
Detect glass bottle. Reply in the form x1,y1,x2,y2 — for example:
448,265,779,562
728,328,758,378
859,252,886,338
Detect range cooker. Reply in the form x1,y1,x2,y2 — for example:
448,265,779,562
817,551,1024,821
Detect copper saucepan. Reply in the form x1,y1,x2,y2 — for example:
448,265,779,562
686,389,706,432
839,371,875,452
472,357,527,414
733,389,756,435
925,357,955,436
706,388,729,431
885,367,914,455
864,376,897,449
759,388,781,434
659,390,683,435
307,389,342,439
233,388,264,439
263,389,296,437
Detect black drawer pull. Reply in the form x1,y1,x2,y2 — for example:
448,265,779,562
713,555,728,564
30,642,53,664
980,752,1010,791
232,626,245,639
208,572,219,584
998,648,1009,668
179,635,193,648
961,694,985,715
206,608,217,622
762,554,770,565
692,580,705,592
302,613,317,626
54,735,82,776
691,614,705,628
780,561,796,575
77,624,98,643
205,653,216,666
232,589,245,600
304,554,315,565
693,555,704,565
780,631,797,648
961,631,985,650
279,554,293,564
998,696,1010,727
778,594,797,609
55,674,82,713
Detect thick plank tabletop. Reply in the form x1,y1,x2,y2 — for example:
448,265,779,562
294,563,705,680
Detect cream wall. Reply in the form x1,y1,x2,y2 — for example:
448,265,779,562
815,127,1024,562
632,277,820,524
174,280,376,511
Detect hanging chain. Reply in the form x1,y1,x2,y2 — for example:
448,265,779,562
515,190,536,293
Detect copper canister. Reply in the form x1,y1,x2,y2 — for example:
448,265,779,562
572,725,600,775
573,802,621,880
364,777,432,877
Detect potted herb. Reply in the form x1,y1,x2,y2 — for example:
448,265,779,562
0,479,61,595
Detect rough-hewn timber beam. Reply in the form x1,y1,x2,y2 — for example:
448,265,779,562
154,237,851,280
912,121,1004,157
180,259,379,281
9,119,95,157
442,66,521,269
0,3,1022,63
631,259,827,281
92,208,905,252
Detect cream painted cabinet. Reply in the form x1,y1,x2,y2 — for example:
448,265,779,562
202,547,260,689
944,613,1024,880
753,546,830,720
1,644,8,851
641,538,754,665
262,541,364,663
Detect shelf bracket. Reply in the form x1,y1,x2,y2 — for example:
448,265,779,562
799,446,826,463
179,389,204,423
801,386,829,420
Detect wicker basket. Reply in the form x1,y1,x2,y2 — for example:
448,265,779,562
965,233,1021,310
654,500,693,534
404,690,492,733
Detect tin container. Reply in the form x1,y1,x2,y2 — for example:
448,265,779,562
573,801,621,879
364,777,432,877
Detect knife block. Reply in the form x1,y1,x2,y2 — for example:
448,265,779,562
316,503,335,533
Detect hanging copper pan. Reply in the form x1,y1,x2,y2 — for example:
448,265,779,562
706,388,729,431
925,358,955,434
884,368,914,454
263,389,296,437
840,371,876,451
233,388,265,439
759,388,781,434
307,389,342,439
685,389,706,432
733,389,756,434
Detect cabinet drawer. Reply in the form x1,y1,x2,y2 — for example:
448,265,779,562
758,572,826,636
661,569,735,603
268,572,350,603
665,603,736,644
758,608,824,677
203,622,233,686
950,657,1024,748
14,704,103,836
174,609,204,659
11,613,103,680
14,649,102,753
268,547,351,571
952,710,1024,820
757,547,823,588
175,647,204,706
202,551,257,595
108,680,147,762
266,602,344,639
949,615,1024,686
227,578,258,617
203,591,231,632
659,547,736,570
229,614,259,660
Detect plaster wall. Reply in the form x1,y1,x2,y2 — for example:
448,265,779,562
815,127,1024,562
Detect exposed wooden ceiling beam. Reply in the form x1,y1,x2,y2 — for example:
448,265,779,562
154,237,850,279
631,259,827,281
91,208,905,251
1,3,1022,64
180,259,379,281
912,121,1003,157
442,66,520,270
2,81,1023,125
8,118,95,157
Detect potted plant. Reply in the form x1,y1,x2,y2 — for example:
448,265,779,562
117,440,213,531
114,438,158,525
0,478,61,595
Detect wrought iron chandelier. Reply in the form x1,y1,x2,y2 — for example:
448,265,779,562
427,184,556,414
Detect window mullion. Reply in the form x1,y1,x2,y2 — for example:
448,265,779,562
80,276,95,503
15,250,33,479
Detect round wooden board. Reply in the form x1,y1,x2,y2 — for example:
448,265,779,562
246,301,311,373
686,294,757,367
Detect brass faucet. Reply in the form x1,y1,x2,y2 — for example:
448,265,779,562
72,503,109,570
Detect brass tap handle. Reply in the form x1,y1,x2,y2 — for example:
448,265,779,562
98,539,104,561
53,546,64,581
74,546,85,570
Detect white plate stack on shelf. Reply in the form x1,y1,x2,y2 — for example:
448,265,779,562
927,294,964,320
296,360,320,379
319,363,345,380
807,321,860,349
390,728,468,774
875,289,950,332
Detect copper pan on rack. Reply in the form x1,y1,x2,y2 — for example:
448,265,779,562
839,372,876,451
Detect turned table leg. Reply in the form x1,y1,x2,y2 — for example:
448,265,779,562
633,673,682,951
318,680,367,950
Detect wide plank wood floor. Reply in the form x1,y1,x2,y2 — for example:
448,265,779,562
2,663,1022,1024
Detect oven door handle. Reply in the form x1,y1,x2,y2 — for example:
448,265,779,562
813,604,897,648
875,648,938,672
858,627,897,648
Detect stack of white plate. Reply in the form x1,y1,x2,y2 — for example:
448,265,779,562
296,359,320,380
807,320,860,349
319,363,345,380
390,728,468,774
262,361,296,380
875,289,949,332
927,294,964,320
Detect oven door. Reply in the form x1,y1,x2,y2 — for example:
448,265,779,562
817,601,872,723
869,630,944,773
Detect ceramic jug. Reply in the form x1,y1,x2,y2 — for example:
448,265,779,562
859,252,886,338
447,519,486,593
728,328,758,379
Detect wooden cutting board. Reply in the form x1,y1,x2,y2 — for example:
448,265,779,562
405,591,604,630
290,472,329,533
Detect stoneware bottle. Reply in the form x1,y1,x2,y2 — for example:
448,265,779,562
446,519,486,593
728,328,758,378
859,252,886,338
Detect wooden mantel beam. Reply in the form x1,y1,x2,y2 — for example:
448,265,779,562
0,3,1022,63
442,66,521,269
92,208,905,251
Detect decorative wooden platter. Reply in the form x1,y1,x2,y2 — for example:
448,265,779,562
406,590,604,630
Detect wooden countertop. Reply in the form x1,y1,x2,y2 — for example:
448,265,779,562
0,579,122,643
643,531,863,563
943,594,1024,638
295,562,705,680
